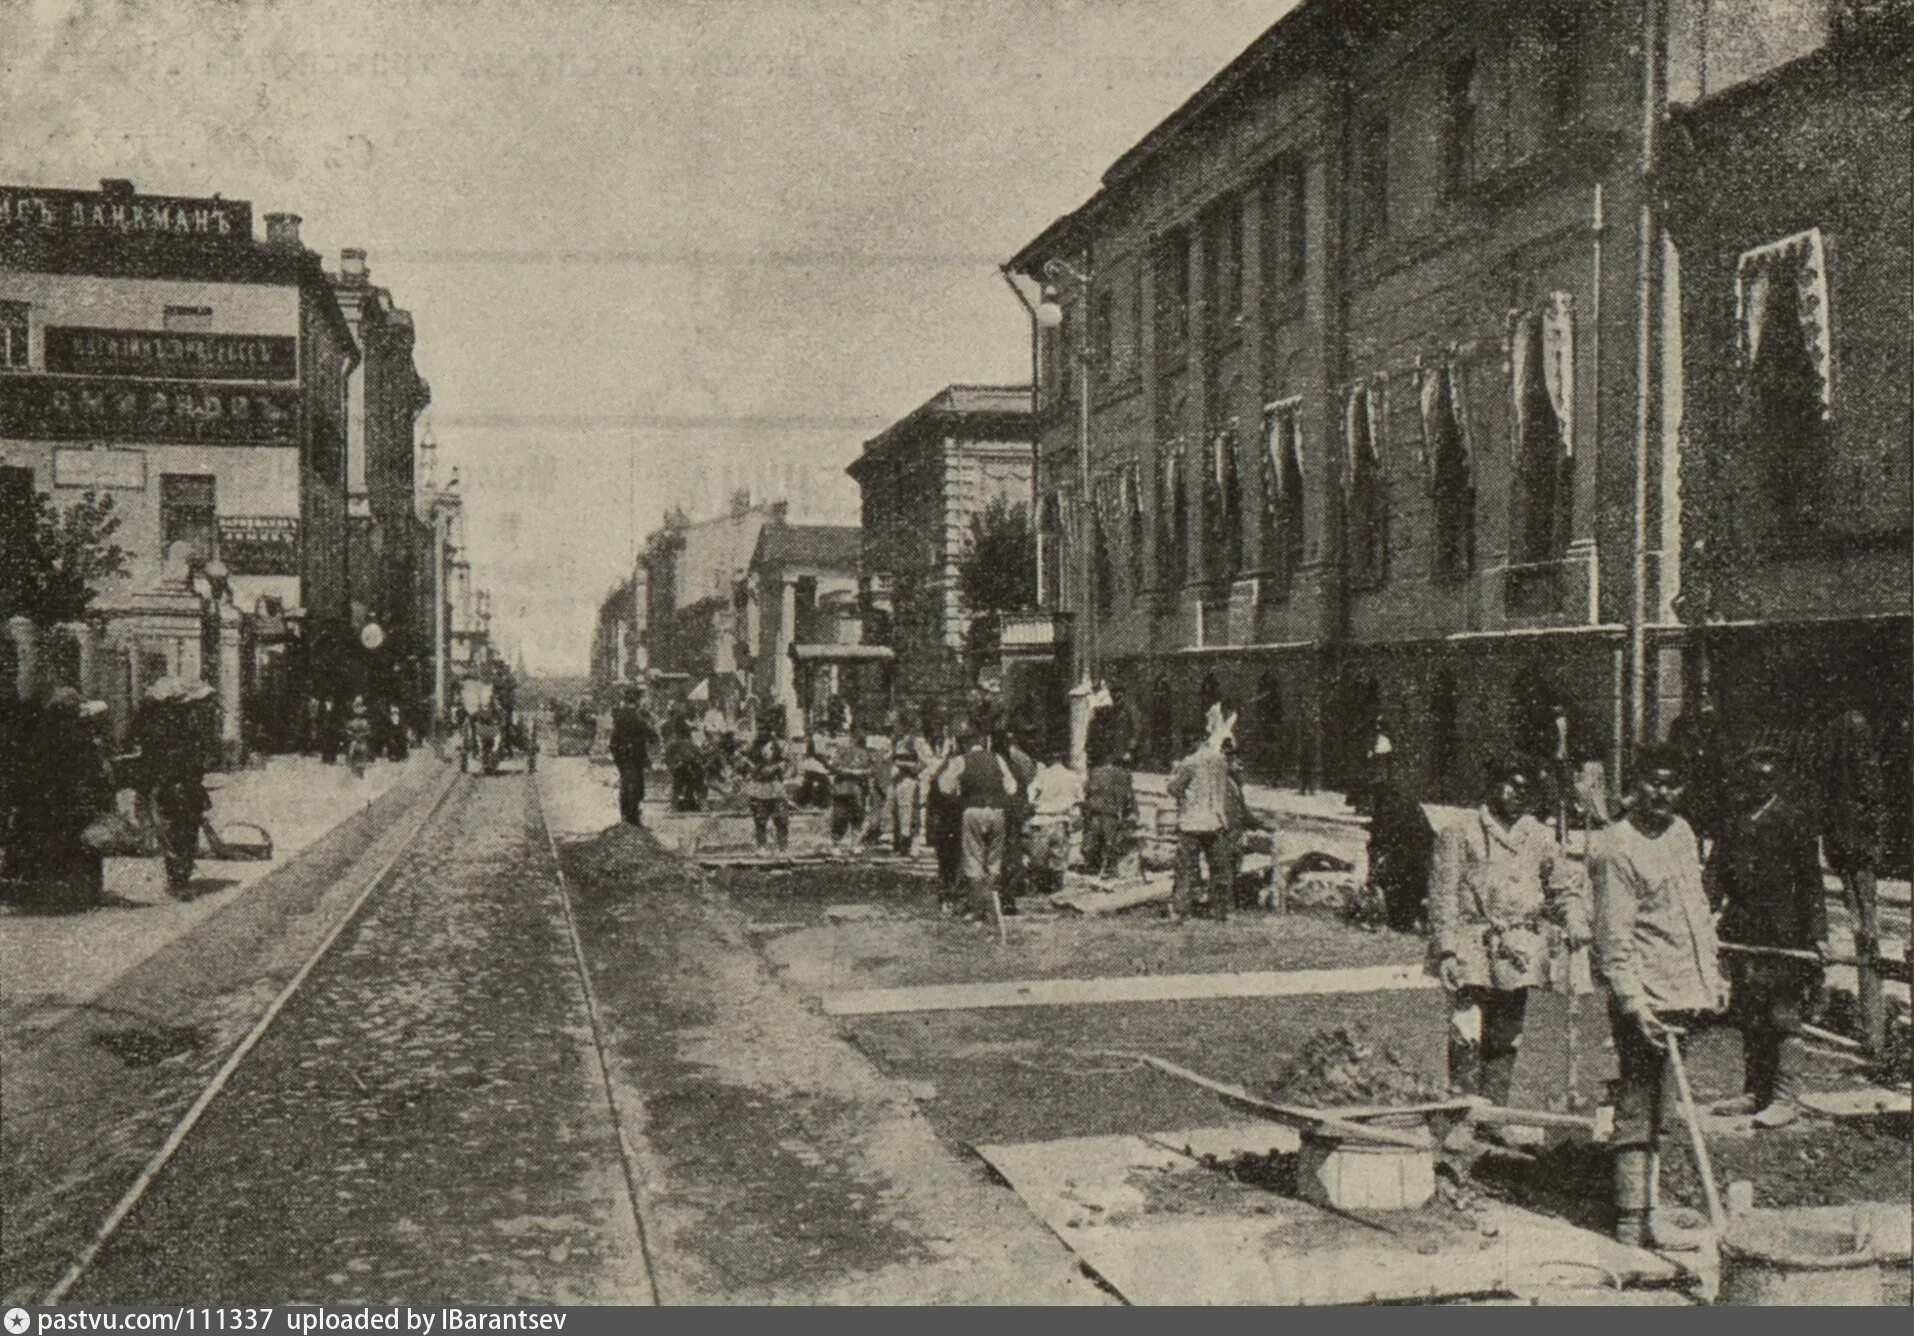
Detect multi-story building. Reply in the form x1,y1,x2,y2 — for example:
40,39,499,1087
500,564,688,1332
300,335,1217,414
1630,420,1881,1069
331,248,433,719
844,383,1034,717
637,497,784,711
736,519,866,731
1659,0,1912,863
1005,0,1908,807
1,178,357,755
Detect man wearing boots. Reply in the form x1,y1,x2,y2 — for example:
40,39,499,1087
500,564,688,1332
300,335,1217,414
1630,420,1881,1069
1588,744,1729,1248
1427,756,1573,1108
1708,740,1827,1129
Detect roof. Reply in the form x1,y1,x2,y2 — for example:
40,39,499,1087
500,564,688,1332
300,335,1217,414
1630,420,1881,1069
1006,0,1350,278
750,523,863,574
849,383,1034,477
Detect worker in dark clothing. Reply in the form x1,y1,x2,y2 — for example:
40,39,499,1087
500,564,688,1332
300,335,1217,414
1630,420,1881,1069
936,729,1016,922
1366,775,1436,933
1820,707,1887,1052
609,685,657,826
1709,741,1828,1128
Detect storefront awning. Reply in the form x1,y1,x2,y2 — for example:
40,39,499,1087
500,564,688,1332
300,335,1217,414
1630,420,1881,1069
789,643,895,663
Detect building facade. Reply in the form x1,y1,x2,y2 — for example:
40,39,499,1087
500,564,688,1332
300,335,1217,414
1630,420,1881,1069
1005,0,1908,805
845,384,1034,716
736,521,866,731
332,247,434,723
2,179,357,755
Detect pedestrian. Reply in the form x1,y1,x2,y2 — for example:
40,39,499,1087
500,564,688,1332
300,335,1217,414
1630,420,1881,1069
1168,725,1233,921
1588,743,1728,1248
386,702,409,761
1427,756,1575,1107
1709,739,1827,1128
827,729,874,852
743,720,792,852
1080,745,1138,880
318,695,340,765
936,726,1016,922
861,716,897,847
1819,706,1886,1050
886,713,932,856
998,727,1039,909
345,696,374,777
609,685,657,826
925,726,967,898
1364,769,1436,933
1023,741,1083,897
143,681,216,894
22,688,113,912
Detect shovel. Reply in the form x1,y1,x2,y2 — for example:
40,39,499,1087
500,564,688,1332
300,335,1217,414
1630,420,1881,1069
1664,1029,1728,1233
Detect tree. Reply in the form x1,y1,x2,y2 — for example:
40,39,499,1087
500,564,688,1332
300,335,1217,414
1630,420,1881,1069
956,495,1036,653
0,489,131,625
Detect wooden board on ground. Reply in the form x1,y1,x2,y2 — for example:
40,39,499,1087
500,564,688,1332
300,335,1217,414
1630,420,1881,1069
1052,875,1174,915
822,963,1438,1018
972,1126,1688,1306
1800,1087,1912,1118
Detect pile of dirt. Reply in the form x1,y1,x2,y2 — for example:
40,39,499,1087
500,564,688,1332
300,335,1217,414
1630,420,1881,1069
1260,1023,1447,1108
557,823,663,886
1281,852,1361,913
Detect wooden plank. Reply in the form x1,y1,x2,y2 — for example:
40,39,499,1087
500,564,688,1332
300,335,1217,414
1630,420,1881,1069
822,962,1437,1017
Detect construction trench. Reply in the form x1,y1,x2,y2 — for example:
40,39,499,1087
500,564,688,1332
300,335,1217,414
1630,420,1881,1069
640,779,1912,1306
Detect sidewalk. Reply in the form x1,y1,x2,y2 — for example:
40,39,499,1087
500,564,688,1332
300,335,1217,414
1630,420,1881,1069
0,749,429,1043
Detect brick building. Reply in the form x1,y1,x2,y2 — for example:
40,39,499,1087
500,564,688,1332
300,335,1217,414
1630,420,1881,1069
331,248,434,721
1659,0,1912,864
2,179,357,755
1005,0,1909,803
844,384,1034,717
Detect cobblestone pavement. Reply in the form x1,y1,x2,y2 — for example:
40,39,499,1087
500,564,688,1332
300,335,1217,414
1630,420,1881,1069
62,772,650,1305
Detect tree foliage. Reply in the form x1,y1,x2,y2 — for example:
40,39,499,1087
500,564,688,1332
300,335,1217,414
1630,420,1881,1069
0,489,132,625
957,496,1036,653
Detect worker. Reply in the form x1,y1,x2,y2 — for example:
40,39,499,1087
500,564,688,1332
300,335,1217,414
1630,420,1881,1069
1023,740,1083,897
1588,744,1728,1248
609,685,657,826
936,725,1017,922
1080,746,1138,880
1708,739,1827,1128
1427,756,1575,1107
743,719,792,853
1167,724,1232,921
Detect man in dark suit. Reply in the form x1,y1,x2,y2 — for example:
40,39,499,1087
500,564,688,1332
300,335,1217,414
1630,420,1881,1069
609,685,657,826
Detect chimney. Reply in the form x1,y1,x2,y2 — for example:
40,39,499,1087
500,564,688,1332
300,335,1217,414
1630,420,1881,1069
339,247,369,284
100,178,135,197
264,212,303,250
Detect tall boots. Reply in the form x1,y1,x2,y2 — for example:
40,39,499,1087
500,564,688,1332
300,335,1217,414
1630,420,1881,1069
1753,1035,1806,1128
1612,1147,1653,1246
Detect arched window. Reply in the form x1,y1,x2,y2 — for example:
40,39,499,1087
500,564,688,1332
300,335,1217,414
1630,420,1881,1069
1511,303,1573,568
1738,231,1833,539
1092,481,1116,615
1207,427,1244,582
1345,385,1387,587
1425,364,1474,580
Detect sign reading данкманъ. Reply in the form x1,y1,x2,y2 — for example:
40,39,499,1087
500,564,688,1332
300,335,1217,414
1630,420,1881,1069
0,184,252,242
0,374,300,446
46,326,297,381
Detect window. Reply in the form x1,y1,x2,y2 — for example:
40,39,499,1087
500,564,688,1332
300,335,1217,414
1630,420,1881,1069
1442,56,1478,199
1261,160,1307,325
1738,229,1833,536
1092,287,1116,374
1203,196,1243,345
1345,385,1387,587
1262,400,1306,588
1356,113,1390,246
1511,300,1574,571
1155,446,1187,588
1039,492,1065,609
1423,364,1475,580
1153,231,1190,364
163,305,213,333
1,300,28,368
1092,481,1116,615
1542,5,1584,128
160,473,218,571
1205,427,1245,582
1123,463,1147,591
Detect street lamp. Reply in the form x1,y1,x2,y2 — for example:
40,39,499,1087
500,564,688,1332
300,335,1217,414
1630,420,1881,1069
1033,259,1097,689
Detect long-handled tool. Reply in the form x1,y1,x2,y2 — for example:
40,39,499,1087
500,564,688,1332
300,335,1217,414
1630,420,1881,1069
1663,1030,1727,1233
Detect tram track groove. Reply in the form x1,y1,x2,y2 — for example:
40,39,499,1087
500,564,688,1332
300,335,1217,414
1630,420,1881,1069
528,766,664,1306
39,761,468,1306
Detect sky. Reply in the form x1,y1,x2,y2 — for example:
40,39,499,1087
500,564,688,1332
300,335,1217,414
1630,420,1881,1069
2,0,1296,674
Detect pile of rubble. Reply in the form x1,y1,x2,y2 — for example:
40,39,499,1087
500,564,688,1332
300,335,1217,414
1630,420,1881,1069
1262,1023,1446,1108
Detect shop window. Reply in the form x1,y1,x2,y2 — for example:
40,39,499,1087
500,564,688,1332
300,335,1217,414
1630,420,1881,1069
160,473,218,572
1423,363,1475,580
1,300,28,369
1344,384,1387,588
1356,112,1390,247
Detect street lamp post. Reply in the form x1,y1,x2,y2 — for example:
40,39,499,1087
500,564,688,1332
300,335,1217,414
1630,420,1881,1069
1034,259,1096,688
